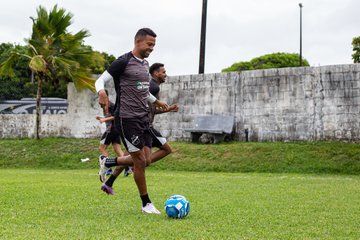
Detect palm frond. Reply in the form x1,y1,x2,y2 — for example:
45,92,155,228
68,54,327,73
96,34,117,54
72,71,96,92
29,55,47,73
49,5,73,37
52,56,78,77
0,51,21,77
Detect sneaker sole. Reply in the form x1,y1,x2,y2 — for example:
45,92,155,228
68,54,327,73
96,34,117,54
101,186,114,195
142,210,161,214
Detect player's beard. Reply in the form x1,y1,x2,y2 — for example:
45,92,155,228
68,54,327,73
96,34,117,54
142,49,152,58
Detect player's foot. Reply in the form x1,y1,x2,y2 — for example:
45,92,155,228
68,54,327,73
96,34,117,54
106,168,113,175
99,168,112,183
101,184,114,195
124,167,132,177
98,155,109,183
141,203,161,214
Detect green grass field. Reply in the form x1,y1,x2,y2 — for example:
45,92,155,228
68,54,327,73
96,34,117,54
1,138,360,175
0,138,360,239
0,169,359,239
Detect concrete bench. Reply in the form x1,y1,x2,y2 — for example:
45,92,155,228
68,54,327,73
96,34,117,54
184,115,235,143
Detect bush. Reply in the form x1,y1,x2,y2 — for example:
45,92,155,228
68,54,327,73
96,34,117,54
222,52,310,72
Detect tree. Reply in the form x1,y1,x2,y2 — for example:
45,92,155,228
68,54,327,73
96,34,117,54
0,43,31,100
352,36,360,63
0,5,97,139
86,46,116,74
222,52,310,72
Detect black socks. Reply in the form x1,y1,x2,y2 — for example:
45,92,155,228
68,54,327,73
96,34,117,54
140,194,151,207
104,157,118,168
105,174,117,187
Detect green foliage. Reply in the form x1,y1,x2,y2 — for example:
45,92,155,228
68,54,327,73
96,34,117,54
0,5,114,101
352,36,360,63
85,45,116,74
0,42,115,99
27,5,97,92
0,78,29,100
0,5,98,97
222,52,310,72
0,43,33,100
0,169,359,239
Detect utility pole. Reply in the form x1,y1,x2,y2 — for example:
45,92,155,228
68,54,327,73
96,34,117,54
199,0,208,74
299,3,303,66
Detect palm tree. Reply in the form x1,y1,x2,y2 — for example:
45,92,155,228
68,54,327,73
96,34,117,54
0,5,96,139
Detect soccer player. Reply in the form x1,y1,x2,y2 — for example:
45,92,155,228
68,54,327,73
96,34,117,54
100,63,178,195
95,28,168,214
147,62,178,165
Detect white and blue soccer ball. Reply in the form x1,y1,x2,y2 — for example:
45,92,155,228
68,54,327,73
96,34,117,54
164,195,190,219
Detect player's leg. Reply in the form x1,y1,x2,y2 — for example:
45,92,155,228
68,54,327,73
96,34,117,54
102,152,129,195
112,140,128,177
119,117,160,214
101,141,123,194
112,139,131,177
101,130,128,194
99,131,110,156
112,142,124,157
149,127,172,164
122,150,133,177
98,132,111,182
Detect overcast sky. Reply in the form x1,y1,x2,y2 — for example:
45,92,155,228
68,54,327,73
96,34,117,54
1,0,359,76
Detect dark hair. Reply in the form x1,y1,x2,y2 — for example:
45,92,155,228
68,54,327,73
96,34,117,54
134,28,157,41
149,63,164,75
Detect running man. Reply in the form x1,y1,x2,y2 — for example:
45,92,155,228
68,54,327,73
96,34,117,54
147,62,178,165
100,62,178,194
95,28,168,214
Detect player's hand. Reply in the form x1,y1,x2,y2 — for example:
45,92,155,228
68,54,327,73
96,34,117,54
168,104,179,112
96,116,105,123
98,89,109,114
154,100,169,111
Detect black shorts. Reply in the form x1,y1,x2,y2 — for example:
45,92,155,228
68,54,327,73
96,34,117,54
100,130,121,145
115,116,163,153
149,127,167,148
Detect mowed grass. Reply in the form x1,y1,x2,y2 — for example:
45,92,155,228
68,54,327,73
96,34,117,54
0,138,360,239
1,138,360,174
0,169,360,239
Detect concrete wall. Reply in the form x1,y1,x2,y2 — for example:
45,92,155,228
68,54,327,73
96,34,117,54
1,64,360,141
0,83,105,138
155,64,360,142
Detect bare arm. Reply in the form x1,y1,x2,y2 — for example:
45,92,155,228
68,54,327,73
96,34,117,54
96,115,115,123
95,71,113,114
155,104,179,114
148,93,169,111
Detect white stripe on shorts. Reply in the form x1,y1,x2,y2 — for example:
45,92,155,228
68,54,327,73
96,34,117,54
124,137,140,153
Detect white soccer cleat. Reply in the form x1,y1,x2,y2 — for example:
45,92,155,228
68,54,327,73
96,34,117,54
141,203,161,214
98,155,109,183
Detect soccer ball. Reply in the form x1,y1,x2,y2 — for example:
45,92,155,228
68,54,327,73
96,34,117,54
164,195,190,219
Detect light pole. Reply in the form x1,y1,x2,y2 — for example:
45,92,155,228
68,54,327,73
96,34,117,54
299,3,303,66
199,0,207,74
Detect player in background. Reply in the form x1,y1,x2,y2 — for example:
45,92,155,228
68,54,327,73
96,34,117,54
95,90,130,182
147,62,178,166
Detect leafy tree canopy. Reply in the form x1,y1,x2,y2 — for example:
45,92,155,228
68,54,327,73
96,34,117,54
352,36,360,63
0,18,115,99
222,52,310,72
